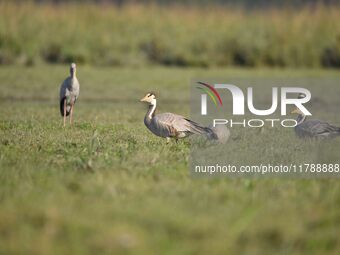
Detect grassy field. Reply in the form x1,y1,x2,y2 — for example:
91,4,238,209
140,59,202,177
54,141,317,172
1,3,340,68
0,65,340,255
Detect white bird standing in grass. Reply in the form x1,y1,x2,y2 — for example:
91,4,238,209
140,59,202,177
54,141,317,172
140,92,229,143
59,63,80,127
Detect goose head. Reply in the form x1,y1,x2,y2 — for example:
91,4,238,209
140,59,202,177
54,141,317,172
291,107,304,115
140,92,156,105
291,93,306,115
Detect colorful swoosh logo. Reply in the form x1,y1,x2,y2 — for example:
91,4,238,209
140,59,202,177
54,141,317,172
196,81,223,107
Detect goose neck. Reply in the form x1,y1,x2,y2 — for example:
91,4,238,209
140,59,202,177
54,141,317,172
147,101,156,120
296,114,306,125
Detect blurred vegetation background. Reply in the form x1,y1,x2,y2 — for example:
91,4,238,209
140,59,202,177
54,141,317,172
0,0,340,68
1,2,340,254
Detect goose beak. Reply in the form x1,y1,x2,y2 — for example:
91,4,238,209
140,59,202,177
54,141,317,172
291,108,299,114
140,96,147,102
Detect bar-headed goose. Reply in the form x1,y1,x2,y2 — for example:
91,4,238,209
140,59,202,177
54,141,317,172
291,107,340,138
140,92,228,143
291,94,340,138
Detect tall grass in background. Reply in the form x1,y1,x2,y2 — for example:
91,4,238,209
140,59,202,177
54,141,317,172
0,2,339,68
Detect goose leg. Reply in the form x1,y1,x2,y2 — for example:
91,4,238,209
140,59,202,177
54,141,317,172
63,100,67,127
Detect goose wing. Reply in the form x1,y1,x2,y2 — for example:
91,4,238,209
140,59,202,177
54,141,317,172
298,120,340,137
153,113,210,137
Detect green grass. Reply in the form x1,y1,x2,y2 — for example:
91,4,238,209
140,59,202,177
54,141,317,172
1,3,340,68
0,65,340,255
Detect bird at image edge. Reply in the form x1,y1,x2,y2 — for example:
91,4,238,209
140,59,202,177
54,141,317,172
291,94,340,138
140,92,229,143
291,107,340,138
59,63,80,127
